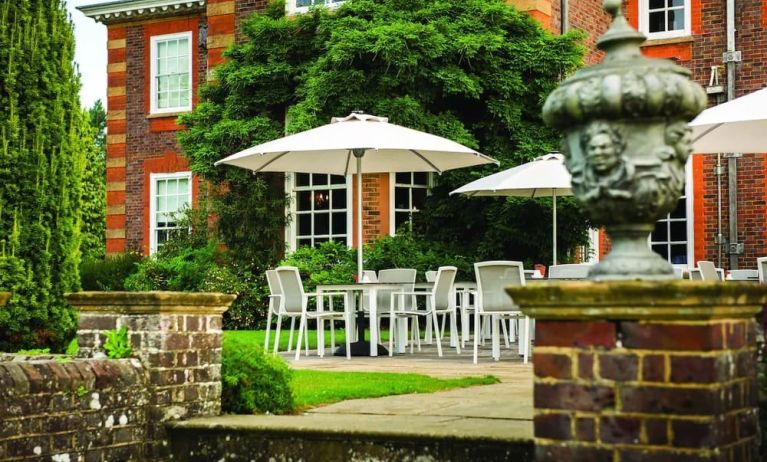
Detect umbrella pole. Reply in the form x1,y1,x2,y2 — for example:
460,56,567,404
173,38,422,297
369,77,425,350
553,192,557,266
357,156,363,281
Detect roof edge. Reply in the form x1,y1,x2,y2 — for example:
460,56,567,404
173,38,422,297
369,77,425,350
77,0,206,24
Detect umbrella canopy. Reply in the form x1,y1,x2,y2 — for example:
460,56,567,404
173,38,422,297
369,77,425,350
450,153,572,265
216,113,498,279
690,87,767,153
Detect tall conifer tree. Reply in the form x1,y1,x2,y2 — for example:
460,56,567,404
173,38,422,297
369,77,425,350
0,0,86,350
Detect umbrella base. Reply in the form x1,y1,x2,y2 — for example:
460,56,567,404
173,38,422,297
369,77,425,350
333,341,389,357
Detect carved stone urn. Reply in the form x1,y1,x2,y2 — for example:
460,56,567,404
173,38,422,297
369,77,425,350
543,0,707,280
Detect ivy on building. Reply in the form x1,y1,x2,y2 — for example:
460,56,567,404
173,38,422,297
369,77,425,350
0,0,92,351
179,0,590,271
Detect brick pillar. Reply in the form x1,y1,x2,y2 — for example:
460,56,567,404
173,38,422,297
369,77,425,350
506,0,554,32
65,291,235,460
105,26,128,255
507,281,767,462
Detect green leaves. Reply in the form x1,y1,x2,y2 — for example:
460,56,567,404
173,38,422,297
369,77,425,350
103,327,133,359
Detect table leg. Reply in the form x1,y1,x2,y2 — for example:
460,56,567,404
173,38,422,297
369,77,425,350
369,288,378,356
317,291,324,358
396,292,408,353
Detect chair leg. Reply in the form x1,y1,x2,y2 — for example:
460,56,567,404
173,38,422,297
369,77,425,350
425,315,432,344
330,317,336,351
344,311,352,360
509,318,517,344
273,314,283,354
450,310,461,355
388,311,395,357
288,318,296,352
501,318,510,349
294,316,306,361
523,317,531,364
492,316,500,361
415,317,422,351
432,311,443,357
473,311,480,364
317,318,325,358
264,310,273,351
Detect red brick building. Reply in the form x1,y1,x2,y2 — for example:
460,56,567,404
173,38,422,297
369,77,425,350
81,0,764,271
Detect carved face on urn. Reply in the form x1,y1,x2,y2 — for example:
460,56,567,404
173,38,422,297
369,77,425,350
587,132,619,173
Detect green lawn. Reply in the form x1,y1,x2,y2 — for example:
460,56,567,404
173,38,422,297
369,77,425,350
225,328,389,352
291,370,499,410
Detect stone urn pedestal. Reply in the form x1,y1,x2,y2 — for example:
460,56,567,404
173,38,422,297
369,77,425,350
507,281,767,462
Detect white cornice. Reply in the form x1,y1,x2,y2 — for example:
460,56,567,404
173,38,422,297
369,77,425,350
78,0,206,24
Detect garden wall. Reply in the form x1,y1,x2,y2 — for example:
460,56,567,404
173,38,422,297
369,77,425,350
0,355,148,461
0,291,234,461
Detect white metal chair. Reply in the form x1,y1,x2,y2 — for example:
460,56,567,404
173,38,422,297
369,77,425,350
274,266,352,360
361,270,378,283
697,261,720,281
728,269,758,281
388,266,459,357
473,261,530,364
425,271,437,283
371,268,417,333
689,268,702,280
758,257,767,283
264,270,290,353
548,263,591,280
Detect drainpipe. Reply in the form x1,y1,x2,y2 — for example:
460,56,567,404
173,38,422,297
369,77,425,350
724,0,742,270
561,0,568,34
716,153,724,267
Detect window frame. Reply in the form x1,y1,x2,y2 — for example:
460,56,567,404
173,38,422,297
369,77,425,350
638,0,691,40
649,160,694,268
149,171,193,255
285,173,353,251
287,0,345,15
149,31,193,115
389,172,432,235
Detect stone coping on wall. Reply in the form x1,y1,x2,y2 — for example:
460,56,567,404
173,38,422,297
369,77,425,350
506,280,767,320
0,292,9,306
65,291,236,315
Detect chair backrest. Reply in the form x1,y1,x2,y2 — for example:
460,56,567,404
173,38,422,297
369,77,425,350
266,270,282,296
697,261,719,281
425,271,437,283
361,270,378,283
758,257,767,283
672,266,685,279
474,261,525,313
275,266,305,313
689,268,702,280
431,266,457,311
729,269,759,281
377,268,416,309
548,263,591,280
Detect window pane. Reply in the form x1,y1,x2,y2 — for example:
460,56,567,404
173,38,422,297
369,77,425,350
670,199,686,218
413,172,428,185
670,221,686,241
157,195,168,213
330,174,345,185
297,191,311,211
336,237,347,246
297,238,312,247
178,178,189,195
157,229,169,245
158,180,167,195
670,245,687,264
312,174,328,186
649,11,665,32
167,179,178,195
296,173,310,187
168,39,178,57
649,0,664,9
668,0,684,7
332,212,346,234
652,222,668,241
652,244,669,260
395,172,410,184
315,213,330,235
315,237,329,245
314,190,330,210
395,187,409,209
331,188,346,209
668,10,684,31
298,214,311,236
395,212,409,231
412,188,427,210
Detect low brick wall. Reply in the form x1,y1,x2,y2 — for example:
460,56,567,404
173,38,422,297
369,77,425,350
0,356,149,461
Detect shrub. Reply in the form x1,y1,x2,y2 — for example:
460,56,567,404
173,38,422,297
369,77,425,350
221,336,294,414
103,327,133,359
363,233,473,281
124,241,219,292
280,241,356,291
79,253,143,290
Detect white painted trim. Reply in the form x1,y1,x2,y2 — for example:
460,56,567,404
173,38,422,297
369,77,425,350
638,0,691,40
684,157,694,269
150,31,193,115
149,171,192,255
78,0,206,22
287,0,344,15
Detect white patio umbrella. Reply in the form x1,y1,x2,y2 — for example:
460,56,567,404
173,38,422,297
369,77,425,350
215,112,498,279
450,153,572,265
690,87,767,153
